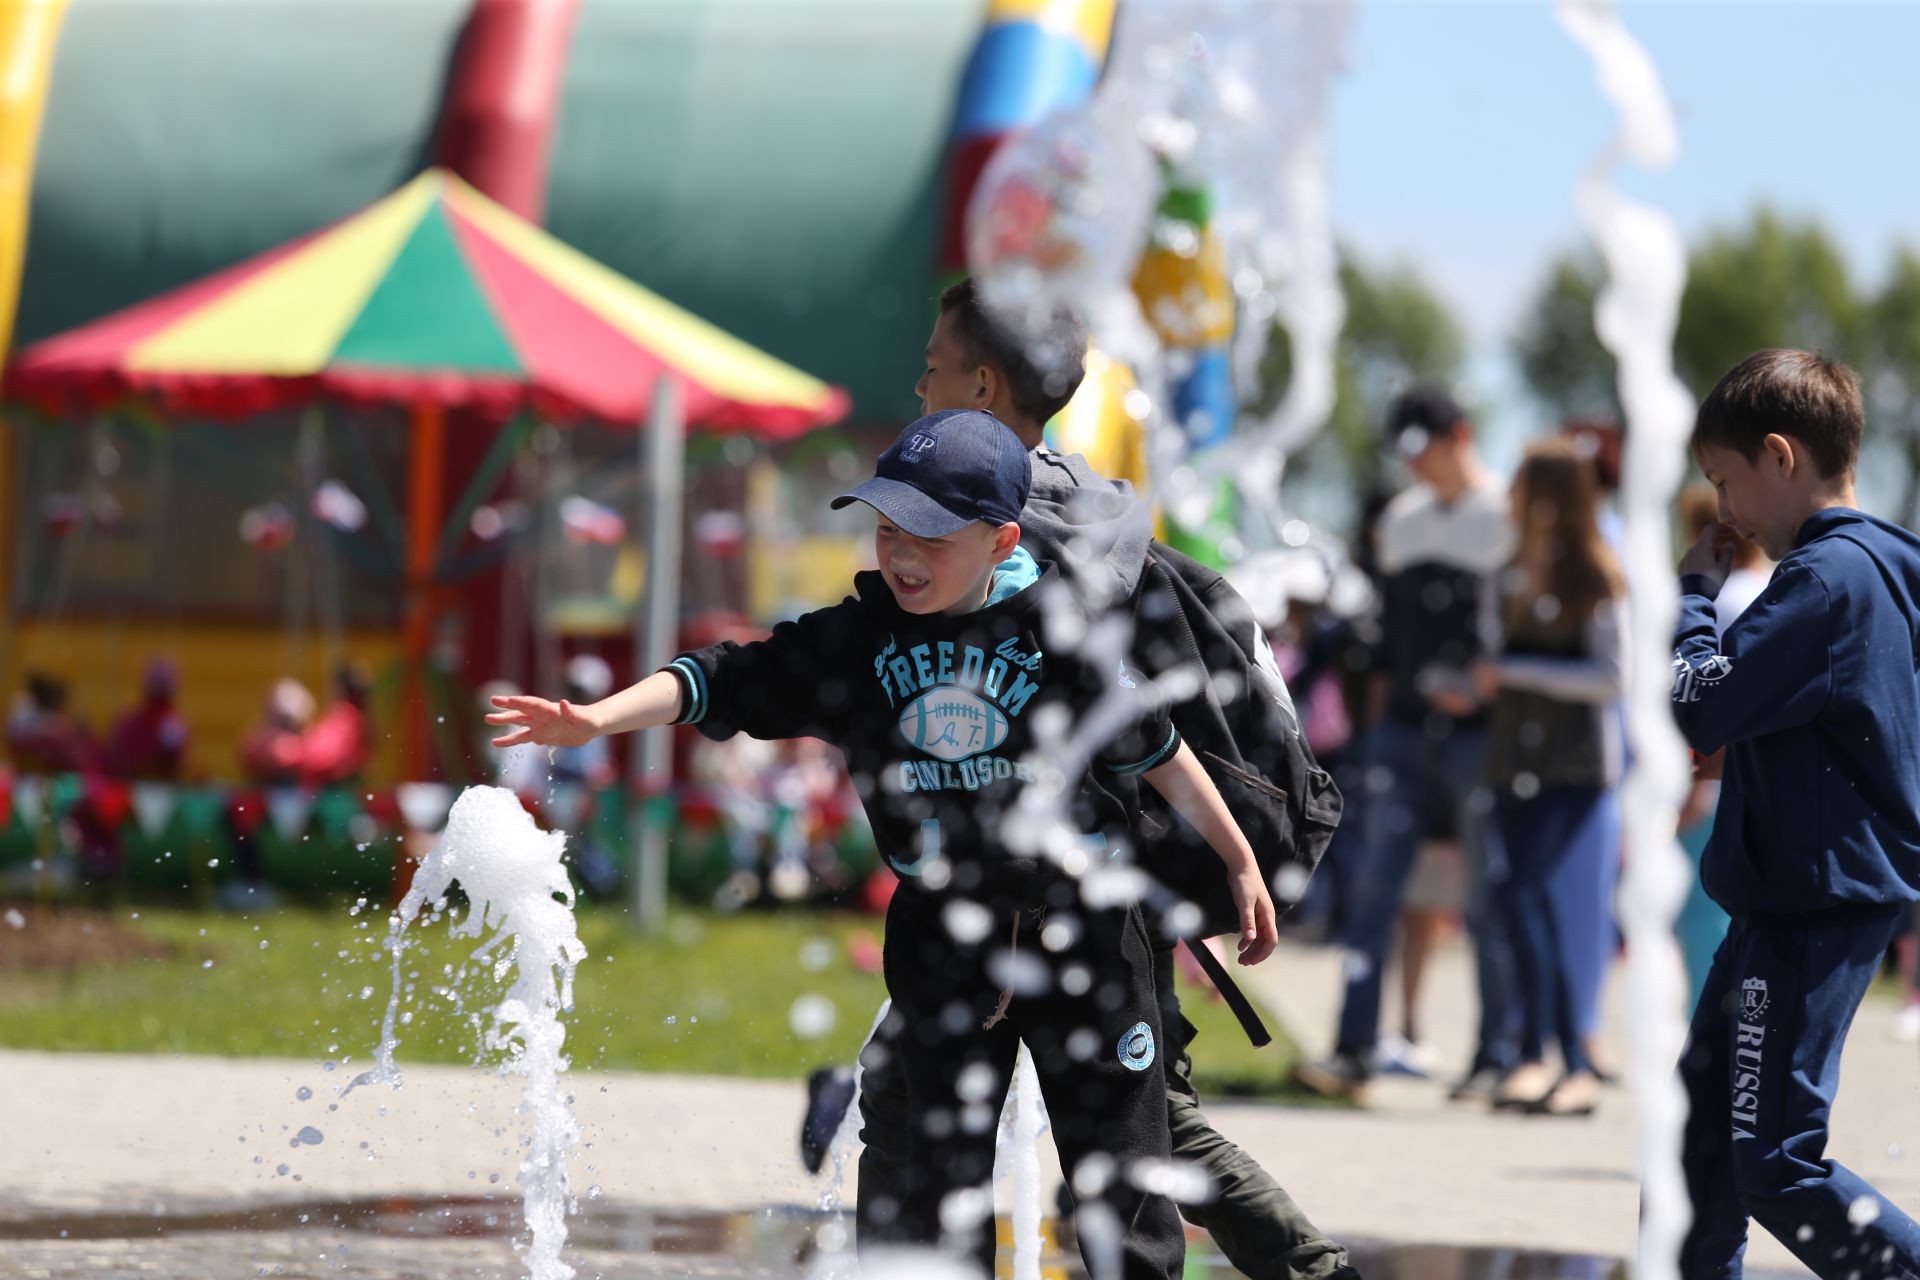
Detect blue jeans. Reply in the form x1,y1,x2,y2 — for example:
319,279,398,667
1678,906,1920,1278
1333,717,1516,1070
1495,786,1609,1075
1548,785,1621,1041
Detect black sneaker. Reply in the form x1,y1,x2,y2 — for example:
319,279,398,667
1292,1052,1370,1102
799,1065,857,1174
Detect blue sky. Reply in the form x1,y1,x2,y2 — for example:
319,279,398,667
1328,0,1919,464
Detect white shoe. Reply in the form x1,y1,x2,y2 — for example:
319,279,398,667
1373,1035,1436,1079
1892,1004,1920,1043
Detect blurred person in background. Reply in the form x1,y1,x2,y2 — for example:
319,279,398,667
1295,386,1517,1105
228,678,316,909
1472,439,1627,1117
105,658,189,780
6,672,95,774
1549,420,1629,1082
239,679,313,784
689,732,779,909
1243,547,1442,1078
301,663,373,787
1284,493,1390,944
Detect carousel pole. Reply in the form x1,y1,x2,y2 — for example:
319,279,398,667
631,376,682,934
402,401,447,782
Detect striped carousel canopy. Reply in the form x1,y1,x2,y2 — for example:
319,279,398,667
5,168,848,435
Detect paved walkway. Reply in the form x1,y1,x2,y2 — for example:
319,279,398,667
5,937,1919,1275
1231,935,1920,1275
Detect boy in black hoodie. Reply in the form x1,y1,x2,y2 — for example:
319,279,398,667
890,278,1358,1280
1671,349,1920,1278
490,408,1279,1280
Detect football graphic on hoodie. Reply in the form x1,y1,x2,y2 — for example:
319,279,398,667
898,688,1011,762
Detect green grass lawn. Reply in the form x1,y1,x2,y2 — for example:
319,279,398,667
0,905,1303,1096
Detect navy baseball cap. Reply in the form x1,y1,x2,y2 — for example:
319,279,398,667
831,410,1030,538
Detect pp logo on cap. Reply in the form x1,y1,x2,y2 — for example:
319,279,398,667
902,434,938,462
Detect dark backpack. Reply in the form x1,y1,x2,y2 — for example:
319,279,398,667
1129,544,1344,940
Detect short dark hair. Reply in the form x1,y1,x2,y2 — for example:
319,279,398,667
1692,349,1862,480
1385,384,1467,447
938,278,1088,427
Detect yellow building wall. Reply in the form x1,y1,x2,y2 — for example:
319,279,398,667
0,620,404,783
748,535,868,619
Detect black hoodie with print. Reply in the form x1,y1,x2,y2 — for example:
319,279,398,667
663,554,1179,905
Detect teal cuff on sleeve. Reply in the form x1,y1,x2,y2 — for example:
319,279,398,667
667,657,708,725
1107,724,1180,777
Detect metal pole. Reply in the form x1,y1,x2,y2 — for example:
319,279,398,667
631,376,683,933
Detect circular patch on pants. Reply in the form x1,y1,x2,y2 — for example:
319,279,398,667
1117,1021,1155,1072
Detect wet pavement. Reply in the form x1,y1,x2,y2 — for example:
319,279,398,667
0,1197,1811,1279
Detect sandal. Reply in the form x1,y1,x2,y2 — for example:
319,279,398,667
1532,1071,1600,1117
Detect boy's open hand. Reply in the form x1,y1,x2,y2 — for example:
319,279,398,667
1679,522,1736,593
1231,867,1280,965
487,694,600,748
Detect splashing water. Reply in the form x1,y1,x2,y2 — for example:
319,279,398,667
809,1003,1053,1280
809,1001,894,1280
357,785,589,1280
997,1044,1052,1280
970,1,1354,530
1557,3,1698,1276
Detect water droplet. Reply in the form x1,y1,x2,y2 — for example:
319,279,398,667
1849,1195,1882,1227
295,1126,324,1146
295,1087,312,1101
789,994,836,1038
276,1164,290,1176
202,959,215,970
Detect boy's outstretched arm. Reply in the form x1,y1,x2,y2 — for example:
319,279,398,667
1671,523,1832,754
1141,742,1279,964
488,670,684,748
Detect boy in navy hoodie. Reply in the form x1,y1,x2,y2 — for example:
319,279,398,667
490,409,1280,1280
1671,349,1920,1278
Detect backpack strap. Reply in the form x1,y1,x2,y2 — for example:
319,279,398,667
1181,937,1272,1049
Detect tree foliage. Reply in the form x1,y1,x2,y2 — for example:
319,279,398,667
1511,207,1920,521
1674,207,1861,394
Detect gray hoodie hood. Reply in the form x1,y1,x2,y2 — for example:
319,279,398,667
1019,447,1154,608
